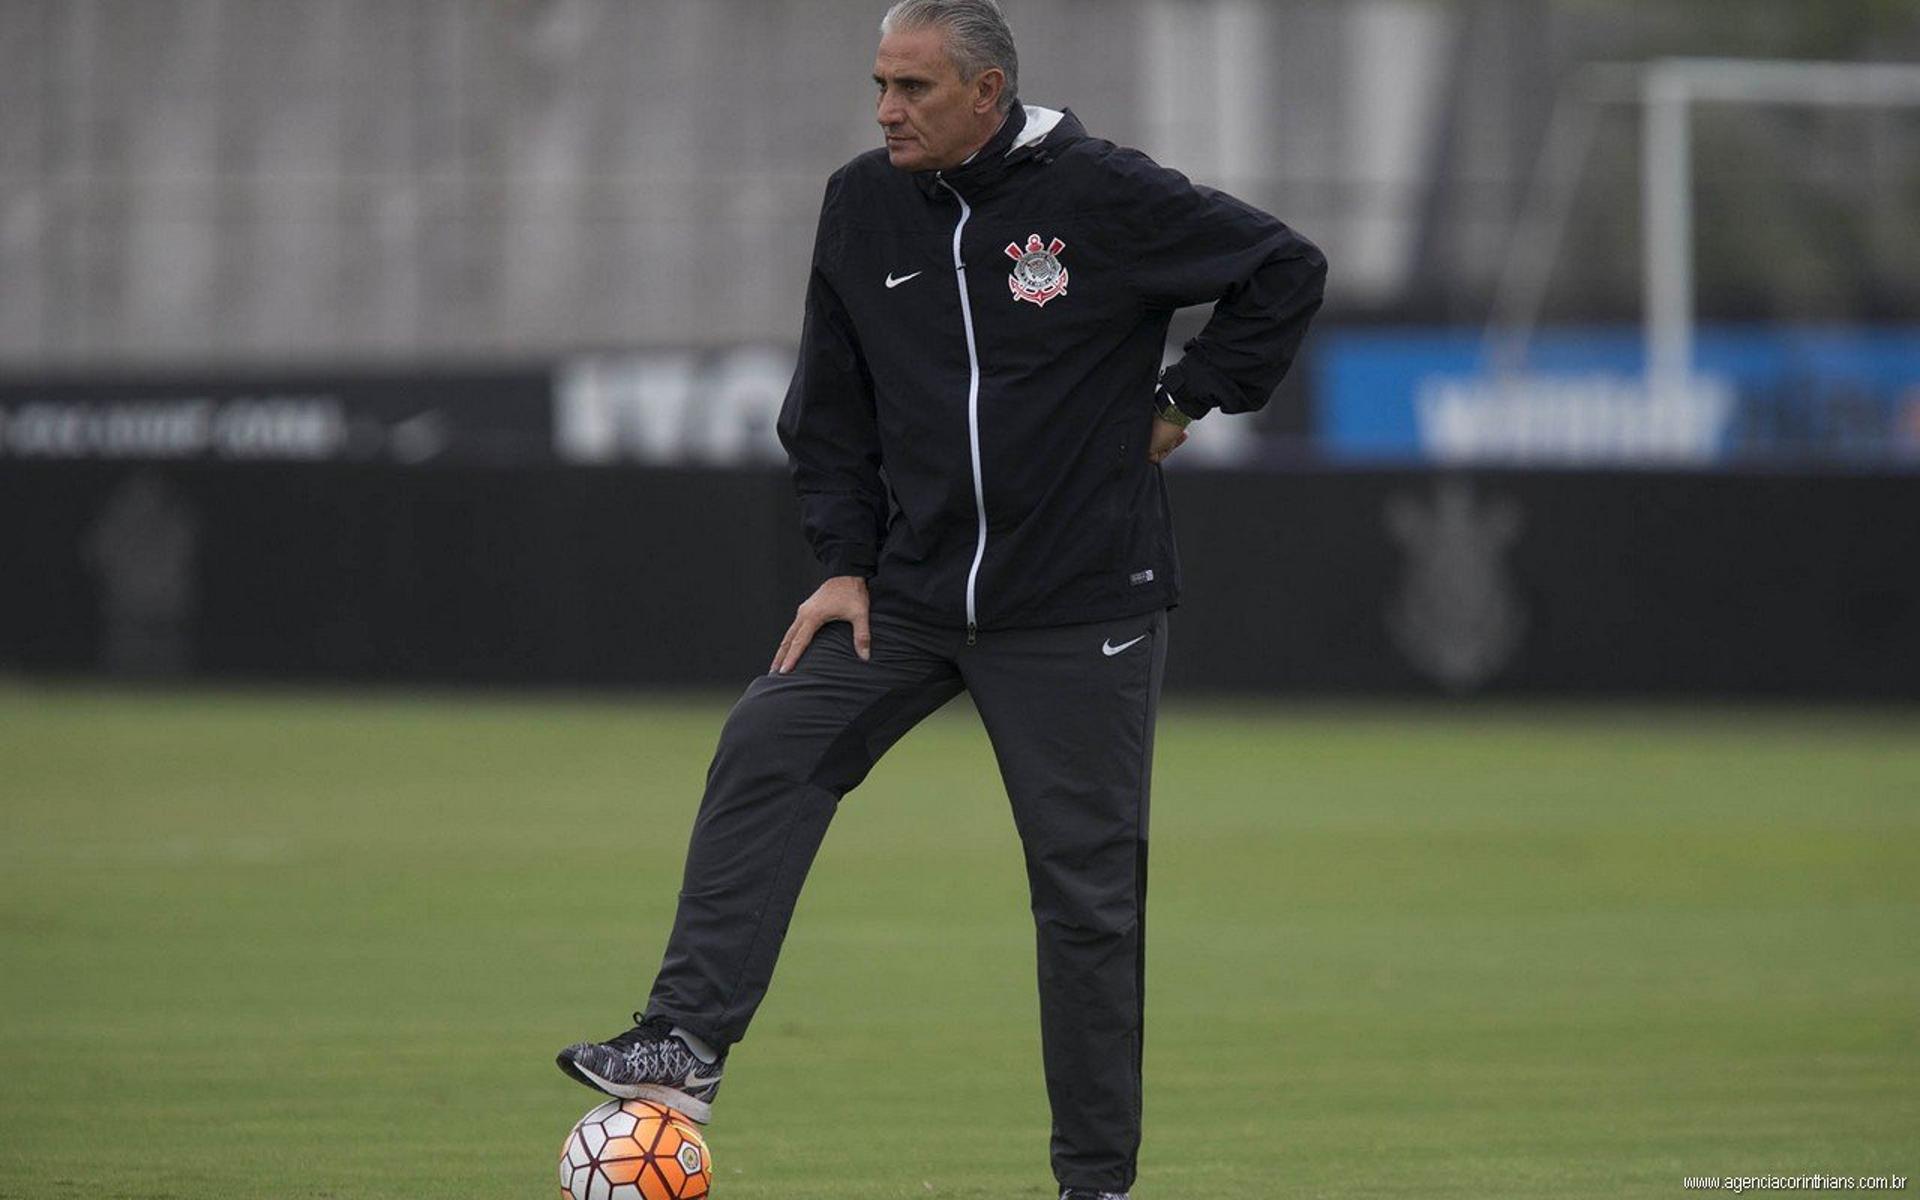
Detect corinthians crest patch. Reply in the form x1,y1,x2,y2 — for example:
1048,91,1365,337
1005,233,1068,306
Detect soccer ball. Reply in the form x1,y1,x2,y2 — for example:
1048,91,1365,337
559,1098,712,1200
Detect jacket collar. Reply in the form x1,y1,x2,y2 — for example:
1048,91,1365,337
912,104,1081,200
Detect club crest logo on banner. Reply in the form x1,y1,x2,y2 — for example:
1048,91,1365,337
1383,478,1527,692
1006,234,1068,307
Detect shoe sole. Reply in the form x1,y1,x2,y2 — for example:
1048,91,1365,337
555,1053,715,1125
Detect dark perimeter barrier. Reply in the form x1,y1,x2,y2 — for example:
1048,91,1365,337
4,461,1917,697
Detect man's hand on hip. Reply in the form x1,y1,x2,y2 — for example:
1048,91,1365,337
772,574,871,674
1147,415,1189,465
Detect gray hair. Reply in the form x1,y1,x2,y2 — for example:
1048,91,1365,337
880,0,1019,113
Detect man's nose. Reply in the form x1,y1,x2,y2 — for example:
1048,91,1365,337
876,91,904,127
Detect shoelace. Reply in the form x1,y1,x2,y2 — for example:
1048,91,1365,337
600,1012,701,1080
599,1011,727,1089
606,1012,675,1050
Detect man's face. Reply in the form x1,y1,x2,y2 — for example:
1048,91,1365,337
873,25,1000,172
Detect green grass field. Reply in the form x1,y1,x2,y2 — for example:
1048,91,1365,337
2,683,1915,1199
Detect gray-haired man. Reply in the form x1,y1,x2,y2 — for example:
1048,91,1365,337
559,3,1326,1196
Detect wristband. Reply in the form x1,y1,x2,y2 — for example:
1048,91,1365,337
1154,384,1193,428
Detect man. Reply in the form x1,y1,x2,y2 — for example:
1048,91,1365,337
557,2,1325,1196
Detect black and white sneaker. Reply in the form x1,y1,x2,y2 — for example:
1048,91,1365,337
1060,1191,1129,1200
555,1014,726,1124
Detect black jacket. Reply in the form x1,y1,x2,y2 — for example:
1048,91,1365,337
777,104,1326,635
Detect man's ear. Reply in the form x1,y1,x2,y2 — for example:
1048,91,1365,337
974,67,1005,115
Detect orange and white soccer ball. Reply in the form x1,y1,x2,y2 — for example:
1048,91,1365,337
560,1098,712,1200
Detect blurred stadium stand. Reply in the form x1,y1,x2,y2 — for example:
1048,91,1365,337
6,0,1917,363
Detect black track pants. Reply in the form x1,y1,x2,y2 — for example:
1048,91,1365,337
645,605,1169,1193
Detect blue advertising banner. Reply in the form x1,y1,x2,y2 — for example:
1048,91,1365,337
1317,327,1920,468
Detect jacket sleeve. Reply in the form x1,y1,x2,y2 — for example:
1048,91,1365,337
1110,148,1328,420
776,177,887,579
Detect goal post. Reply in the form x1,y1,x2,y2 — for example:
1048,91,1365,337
1643,59,1920,404
1489,57,1920,404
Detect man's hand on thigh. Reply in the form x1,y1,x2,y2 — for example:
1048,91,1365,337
771,574,872,674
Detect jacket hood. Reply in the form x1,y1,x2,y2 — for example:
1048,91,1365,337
912,104,1084,199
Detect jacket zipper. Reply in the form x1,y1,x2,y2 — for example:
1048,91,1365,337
937,174,986,646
